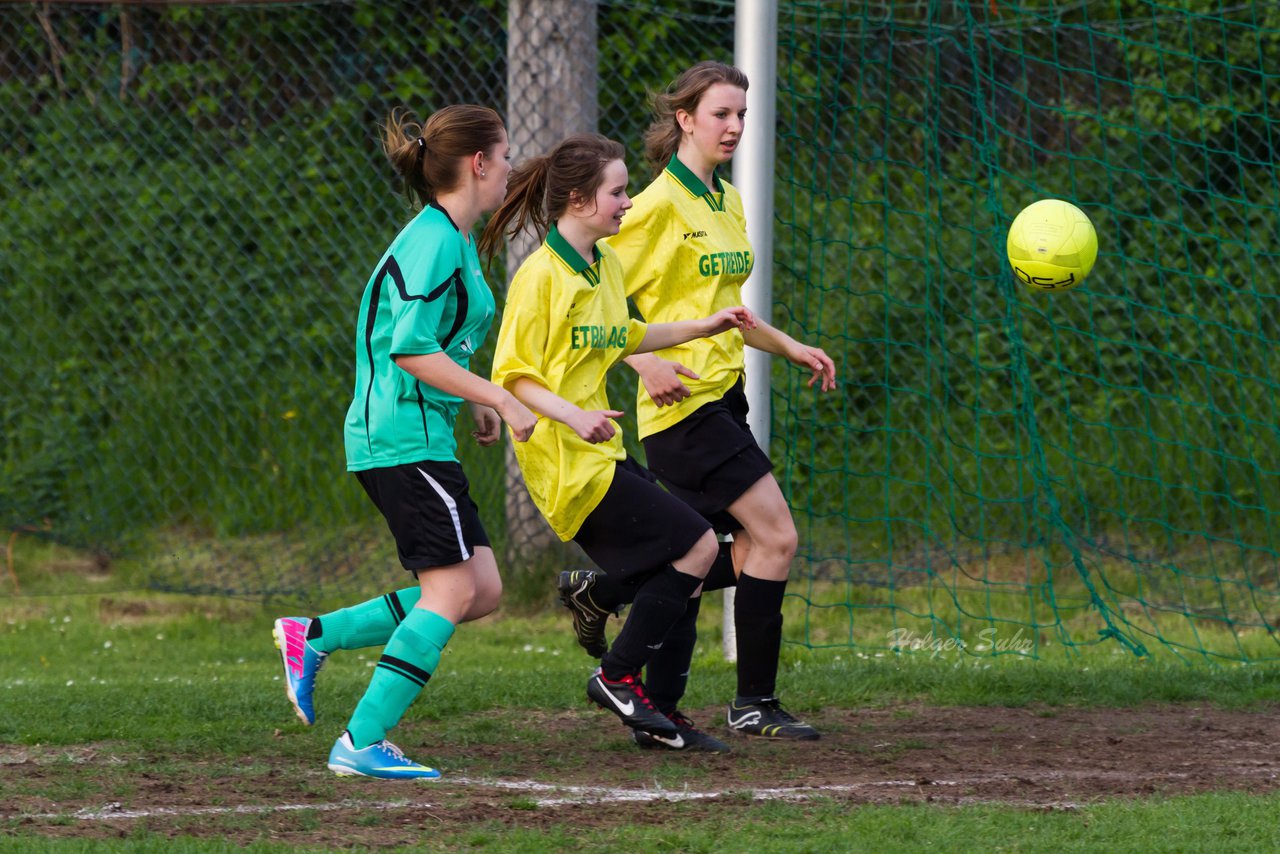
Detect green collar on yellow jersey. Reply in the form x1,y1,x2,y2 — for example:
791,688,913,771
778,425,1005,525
546,224,602,286
665,154,726,212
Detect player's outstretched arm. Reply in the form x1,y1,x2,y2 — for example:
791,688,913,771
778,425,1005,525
508,377,623,444
742,321,837,392
635,306,756,354
623,306,756,406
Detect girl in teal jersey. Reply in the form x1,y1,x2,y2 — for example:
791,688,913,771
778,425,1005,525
272,105,537,780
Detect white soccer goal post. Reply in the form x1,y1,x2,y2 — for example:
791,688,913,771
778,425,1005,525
725,0,778,661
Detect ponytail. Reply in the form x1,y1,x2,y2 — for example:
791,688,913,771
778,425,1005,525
479,133,626,262
478,155,551,261
381,104,505,208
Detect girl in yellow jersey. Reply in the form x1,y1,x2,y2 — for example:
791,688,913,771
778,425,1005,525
577,62,838,744
482,134,755,743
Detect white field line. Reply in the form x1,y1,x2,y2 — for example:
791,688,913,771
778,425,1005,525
450,775,965,807
19,774,1081,822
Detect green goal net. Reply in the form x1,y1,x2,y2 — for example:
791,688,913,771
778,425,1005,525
4,1,1279,664
773,0,1280,662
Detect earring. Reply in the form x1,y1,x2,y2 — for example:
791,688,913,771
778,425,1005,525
481,170,486,177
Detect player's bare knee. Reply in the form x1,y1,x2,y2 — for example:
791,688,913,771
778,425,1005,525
460,549,502,620
776,523,799,562
754,520,797,563
450,578,480,621
469,577,502,620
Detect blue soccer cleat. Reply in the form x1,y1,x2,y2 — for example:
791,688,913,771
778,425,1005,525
272,616,328,725
327,732,441,780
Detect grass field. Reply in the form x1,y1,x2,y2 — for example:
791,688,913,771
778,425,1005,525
4,540,1280,851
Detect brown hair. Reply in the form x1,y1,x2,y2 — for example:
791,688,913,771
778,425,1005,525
381,104,505,208
478,133,626,260
642,61,749,174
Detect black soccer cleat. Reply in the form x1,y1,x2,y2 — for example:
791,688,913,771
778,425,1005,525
587,671,679,736
557,569,616,658
726,697,821,741
633,710,731,753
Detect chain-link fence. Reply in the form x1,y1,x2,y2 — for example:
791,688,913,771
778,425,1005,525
9,1,1280,663
2,0,734,599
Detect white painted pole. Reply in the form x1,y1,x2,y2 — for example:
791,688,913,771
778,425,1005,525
726,0,778,662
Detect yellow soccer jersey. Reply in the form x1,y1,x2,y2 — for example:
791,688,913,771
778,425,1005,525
491,226,648,541
606,154,754,438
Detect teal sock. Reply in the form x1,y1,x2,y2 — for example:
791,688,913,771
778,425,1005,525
345,608,455,749
307,587,421,654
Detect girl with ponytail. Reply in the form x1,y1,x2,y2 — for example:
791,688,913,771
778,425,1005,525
485,134,756,744
271,105,537,780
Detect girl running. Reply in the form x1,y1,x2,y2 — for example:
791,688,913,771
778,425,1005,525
273,105,537,779
482,133,755,742
559,61,837,746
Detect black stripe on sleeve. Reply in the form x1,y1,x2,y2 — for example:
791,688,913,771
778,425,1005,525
396,267,468,352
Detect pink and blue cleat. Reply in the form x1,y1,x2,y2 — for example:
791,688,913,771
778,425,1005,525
272,616,327,725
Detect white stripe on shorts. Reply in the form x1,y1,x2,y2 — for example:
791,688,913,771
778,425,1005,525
416,467,471,562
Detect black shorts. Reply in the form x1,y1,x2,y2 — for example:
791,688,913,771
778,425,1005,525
355,460,490,574
641,379,774,535
572,458,712,582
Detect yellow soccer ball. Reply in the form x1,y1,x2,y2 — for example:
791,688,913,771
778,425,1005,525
1007,199,1098,291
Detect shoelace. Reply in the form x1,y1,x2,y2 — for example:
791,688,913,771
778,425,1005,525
378,740,409,762
759,699,800,723
669,712,700,731
614,674,660,711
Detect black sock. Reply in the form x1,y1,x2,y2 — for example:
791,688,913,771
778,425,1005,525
644,595,702,715
734,573,787,699
701,542,738,592
601,565,702,681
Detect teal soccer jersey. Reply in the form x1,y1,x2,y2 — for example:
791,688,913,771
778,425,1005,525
344,202,496,470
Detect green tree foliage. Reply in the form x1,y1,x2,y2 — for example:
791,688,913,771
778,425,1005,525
2,1,512,543
0,0,737,549
3,0,1278,590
